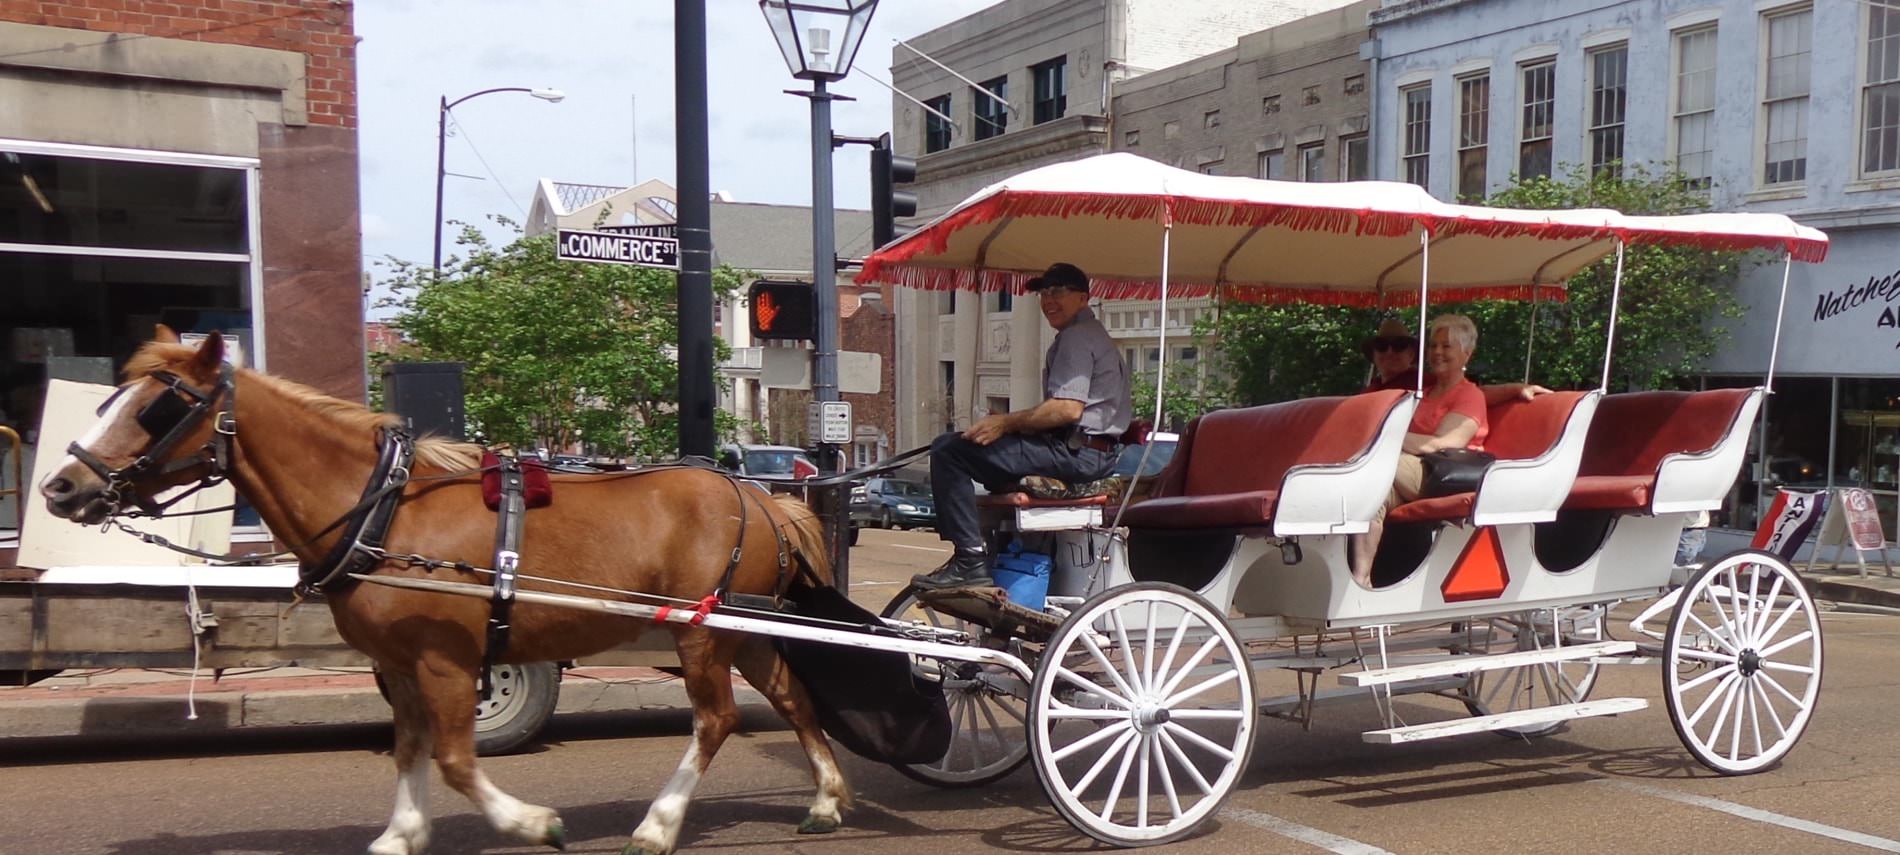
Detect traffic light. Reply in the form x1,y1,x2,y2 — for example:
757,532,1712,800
748,279,817,341
870,131,917,248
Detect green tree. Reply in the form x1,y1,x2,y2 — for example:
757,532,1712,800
1208,163,1754,403
1129,352,1228,432
375,220,742,460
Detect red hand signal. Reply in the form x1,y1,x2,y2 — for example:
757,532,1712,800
755,292,780,331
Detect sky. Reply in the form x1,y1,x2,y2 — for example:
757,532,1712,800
356,0,997,286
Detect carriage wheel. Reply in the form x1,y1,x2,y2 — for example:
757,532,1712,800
882,586,1030,787
1463,604,1606,737
1663,550,1823,775
1028,582,1254,847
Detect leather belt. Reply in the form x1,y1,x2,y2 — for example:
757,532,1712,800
1079,434,1119,453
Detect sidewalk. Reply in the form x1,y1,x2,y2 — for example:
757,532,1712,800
4,568,1894,746
0,665,756,742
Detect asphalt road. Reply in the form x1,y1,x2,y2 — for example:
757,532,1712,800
3,528,1898,855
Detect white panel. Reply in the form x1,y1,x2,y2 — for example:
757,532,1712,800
1653,389,1765,512
1274,396,1415,536
1472,391,1600,525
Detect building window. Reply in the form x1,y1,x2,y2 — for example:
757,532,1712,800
973,76,1007,141
924,93,952,153
941,289,956,314
1204,110,1221,129
1257,149,1283,179
1864,2,1900,176
1298,142,1325,181
1032,56,1067,124
1341,133,1369,180
1344,74,1365,96
1124,129,1140,147
1519,60,1554,180
1587,44,1628,178
1402,83,1432,188
1302,85,1321,106
1762,6,1812,186
996,289,1013,312
1672,27,1718,190
1199,161,1223,175
1458,73,1490,199
1262,95,1280,115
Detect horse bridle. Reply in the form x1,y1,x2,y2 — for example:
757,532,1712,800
67,364,237,517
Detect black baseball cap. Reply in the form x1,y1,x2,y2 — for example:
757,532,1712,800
1024,262,1090,293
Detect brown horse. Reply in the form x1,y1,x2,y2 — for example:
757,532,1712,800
37,328,851,855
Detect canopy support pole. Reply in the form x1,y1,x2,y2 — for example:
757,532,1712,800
1111,217,1174,533
1415,230,1431,395
1767,252,1794,395
1522,288,1539,384
1599,240,1627,393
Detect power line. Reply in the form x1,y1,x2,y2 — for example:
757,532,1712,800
447,113,527,219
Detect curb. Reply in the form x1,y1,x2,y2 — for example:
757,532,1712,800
1811,578,1900,611
0,669,762,742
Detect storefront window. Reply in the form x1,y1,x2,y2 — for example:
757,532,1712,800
1833,379,1900,538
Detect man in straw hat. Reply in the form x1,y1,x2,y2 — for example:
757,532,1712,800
914,262,1132,591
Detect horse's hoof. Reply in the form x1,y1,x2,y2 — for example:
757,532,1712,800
797,814,839,835
543,819,566,850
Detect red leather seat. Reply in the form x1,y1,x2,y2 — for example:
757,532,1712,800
1120,391,1405,530
1560,389,1753,512
1386,391,1589,524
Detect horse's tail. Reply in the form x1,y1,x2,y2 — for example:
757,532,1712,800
772,494,835,588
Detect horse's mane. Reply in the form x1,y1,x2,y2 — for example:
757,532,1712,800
127,341,484,472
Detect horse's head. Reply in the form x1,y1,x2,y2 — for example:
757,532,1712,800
39,325,237,525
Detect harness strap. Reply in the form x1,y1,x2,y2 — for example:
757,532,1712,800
300,428,413,591
481,456,529,700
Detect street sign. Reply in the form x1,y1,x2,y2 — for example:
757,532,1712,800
556,228,679,270
596,223,680,239
807,401,852,444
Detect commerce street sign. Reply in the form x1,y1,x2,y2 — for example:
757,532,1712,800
556,228,679,270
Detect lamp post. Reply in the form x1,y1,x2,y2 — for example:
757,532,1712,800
433,86,564,276
761,0,878,585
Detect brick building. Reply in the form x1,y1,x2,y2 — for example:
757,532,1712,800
0,1,363,538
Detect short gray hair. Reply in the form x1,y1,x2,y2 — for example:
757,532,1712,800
1429,313,1478,353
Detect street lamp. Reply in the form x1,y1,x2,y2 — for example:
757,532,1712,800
433,86,565,275
761,0,877,584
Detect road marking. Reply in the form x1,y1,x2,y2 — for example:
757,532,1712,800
887,543,950,553
1222,807,1397,855
1597,780,1900,852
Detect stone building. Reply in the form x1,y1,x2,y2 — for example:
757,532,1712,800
1368,0,1900,541
0,1,362,541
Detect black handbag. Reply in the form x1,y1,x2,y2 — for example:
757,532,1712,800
1418,448,1496,498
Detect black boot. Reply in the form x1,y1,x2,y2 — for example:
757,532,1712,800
912,551,994,590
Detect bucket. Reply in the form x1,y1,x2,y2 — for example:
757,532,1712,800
992,549,1053,611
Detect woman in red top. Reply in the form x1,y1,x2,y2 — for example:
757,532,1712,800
1349,313,1488,589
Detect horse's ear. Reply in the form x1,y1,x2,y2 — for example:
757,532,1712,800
154,324,181,344
191,331,226,372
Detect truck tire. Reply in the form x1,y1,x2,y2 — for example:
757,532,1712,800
372,661,561,756
474,661,561,756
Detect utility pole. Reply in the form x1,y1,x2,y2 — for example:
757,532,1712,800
674,0,716,459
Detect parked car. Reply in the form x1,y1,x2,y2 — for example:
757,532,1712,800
850,477,936,530
1113,431,1179,479
719,443,818,480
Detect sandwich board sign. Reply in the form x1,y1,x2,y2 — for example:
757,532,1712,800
1805,487,1896,579
556,228,679,270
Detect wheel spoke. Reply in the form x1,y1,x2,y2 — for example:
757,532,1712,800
1745,676,1765,758
1168,708,1247,720
1751,678,1789,740
1749,573,1787,646
1686,612,1742,655
1153,636,1223,703
1149,611,1194,704
1701,582,1744,649
1728,676,1747,762
976,694,1012,765
1675,646,1738,665
1677,663,1736,694
1071,726,1139,795
1142,601,1159,698
1051,720,1134,764
1162,721,1235,762
1705,675,1742,748
1081,631,1144,704
1757,629,1814,659
1056,666,1132,709
1757,669,1808,708
1759,660,1815,676
1110,608,1142,696
1163,669,1240,708
1757,597,1808,650
1098,728,1141,823
1156,727,1213,795
994,697,1028,724
1048,706,1134,720
1686,671,1740,729
1153,732,1183,821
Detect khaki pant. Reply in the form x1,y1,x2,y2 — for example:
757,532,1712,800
1385,453,1425,512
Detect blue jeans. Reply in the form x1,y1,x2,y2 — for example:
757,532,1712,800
1675,528,1707,566
930,430,1117,554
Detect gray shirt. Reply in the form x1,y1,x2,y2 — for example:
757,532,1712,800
1043,307,1132,437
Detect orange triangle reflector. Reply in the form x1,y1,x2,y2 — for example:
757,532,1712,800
1442,526,1510,602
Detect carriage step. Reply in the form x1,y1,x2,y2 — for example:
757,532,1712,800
1339,640,1635,687
1258,676,1466,717
1362,697,1648,744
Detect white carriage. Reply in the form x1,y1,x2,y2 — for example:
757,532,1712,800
852,153,1831,845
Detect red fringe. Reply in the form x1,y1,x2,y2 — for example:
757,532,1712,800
876,263,1570,307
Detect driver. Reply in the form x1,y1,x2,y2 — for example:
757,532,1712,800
914,262,1132,590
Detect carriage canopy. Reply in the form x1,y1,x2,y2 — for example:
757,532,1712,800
857,153,1829,306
